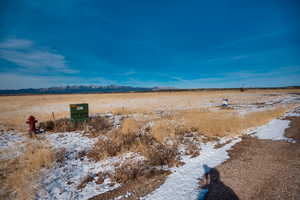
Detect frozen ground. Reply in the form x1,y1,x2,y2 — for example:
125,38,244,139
0,126,28,159
37,132,144,200
1,93,299,200
251,119,294,142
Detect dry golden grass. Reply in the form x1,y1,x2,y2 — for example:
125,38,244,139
120,118,144,135
150,106,292,141
0,142,54,200
88,119,179,167
0,89,299,129
150,119,185,143
183,107,289,136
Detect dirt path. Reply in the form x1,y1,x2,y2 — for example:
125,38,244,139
204,116,300,200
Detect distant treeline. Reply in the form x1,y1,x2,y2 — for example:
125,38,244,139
0,85,299,96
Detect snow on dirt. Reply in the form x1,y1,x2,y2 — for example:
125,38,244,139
143,137,241,200
284,106,300,117
234,93,300,116
37,132,145,200
252,119,294,142
0,126,28,159
250,107,300,142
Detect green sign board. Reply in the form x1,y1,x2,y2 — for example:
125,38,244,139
70,103,89,122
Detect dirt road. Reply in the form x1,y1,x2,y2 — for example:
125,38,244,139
204,116,300,200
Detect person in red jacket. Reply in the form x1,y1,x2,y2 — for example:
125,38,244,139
26,115,38,138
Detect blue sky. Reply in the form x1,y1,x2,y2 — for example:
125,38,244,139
0,0,299,89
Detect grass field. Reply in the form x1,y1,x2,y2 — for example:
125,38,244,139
1,89,300,199
0,89,299,129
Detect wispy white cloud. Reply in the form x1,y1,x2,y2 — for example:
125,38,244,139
0,38,78,74
0,73,116,89
0,39,33,49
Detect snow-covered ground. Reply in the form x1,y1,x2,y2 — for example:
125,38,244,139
0,126,28,159
251,119,294,142
37,132,145,200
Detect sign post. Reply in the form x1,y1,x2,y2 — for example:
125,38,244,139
70,103,89,122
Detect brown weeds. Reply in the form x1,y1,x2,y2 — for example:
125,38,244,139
111,161,170,184
38,116,112,134
87,118,179,167
0,142,54,200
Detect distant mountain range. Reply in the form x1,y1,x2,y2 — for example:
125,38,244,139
0,85,299,95
0,85,178,95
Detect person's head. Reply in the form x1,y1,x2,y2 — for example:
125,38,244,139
203,164,211,173
209,168,220,183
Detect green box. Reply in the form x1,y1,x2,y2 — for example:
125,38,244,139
70,103,89,122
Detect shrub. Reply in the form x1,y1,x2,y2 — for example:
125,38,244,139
87,138,121,161
38,116,112,133
111,161,170,184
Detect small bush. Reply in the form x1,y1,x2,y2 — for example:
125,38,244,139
87,121,179,167
111,161,170,184
38,116,112,133
142,144,178,166
87,138,121,161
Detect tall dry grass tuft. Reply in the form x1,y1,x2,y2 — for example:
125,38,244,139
0,142,54,200
150,119,188,144
120,118,143,135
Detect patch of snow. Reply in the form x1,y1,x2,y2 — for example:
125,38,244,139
284,107,300,117
285,112,300,117
235,94,300,116
252,119,294,142
0,128,28,159
143,137,241,200
46,132,97,151
38,132,145,200
99,113,123,128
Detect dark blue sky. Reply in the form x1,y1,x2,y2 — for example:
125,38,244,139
0,0,299,89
